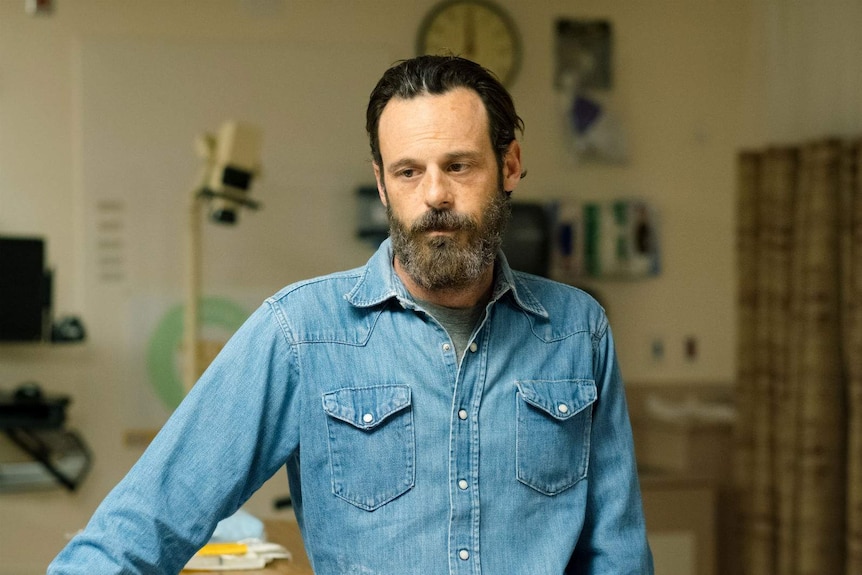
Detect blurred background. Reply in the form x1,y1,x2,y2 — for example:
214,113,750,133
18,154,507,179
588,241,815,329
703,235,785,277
1,1,860,573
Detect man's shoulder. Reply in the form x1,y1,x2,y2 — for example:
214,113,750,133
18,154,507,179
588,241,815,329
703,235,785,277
511,271,603,310
267,266,366,305
509,271,608,333
262,264,384,345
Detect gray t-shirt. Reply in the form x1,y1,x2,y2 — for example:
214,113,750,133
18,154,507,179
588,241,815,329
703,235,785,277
416,299,485,362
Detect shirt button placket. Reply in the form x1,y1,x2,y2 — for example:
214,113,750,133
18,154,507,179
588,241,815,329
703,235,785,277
452,404,474,573
450,333,484,574
458,403,483,574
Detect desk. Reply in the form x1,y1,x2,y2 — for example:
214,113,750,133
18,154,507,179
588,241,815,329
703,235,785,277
640,472,716,575
183,519,312,575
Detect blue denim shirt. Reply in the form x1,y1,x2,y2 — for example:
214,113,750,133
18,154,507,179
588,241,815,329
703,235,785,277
49,240,653,575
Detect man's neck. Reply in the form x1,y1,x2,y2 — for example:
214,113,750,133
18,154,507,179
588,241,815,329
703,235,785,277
394,257,494,309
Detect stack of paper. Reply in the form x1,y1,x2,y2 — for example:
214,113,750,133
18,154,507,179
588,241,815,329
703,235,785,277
183,539,292,572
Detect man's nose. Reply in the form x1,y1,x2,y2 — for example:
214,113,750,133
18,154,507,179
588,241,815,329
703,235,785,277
422,169,453,210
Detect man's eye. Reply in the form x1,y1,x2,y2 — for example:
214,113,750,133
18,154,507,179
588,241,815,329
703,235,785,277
399,169,416,178
449,163,466,172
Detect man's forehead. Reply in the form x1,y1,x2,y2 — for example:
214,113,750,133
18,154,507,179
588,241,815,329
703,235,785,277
377,89,491,154
380,88,486,121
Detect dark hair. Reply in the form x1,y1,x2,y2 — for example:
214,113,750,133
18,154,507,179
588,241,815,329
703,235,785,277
366,55,525,175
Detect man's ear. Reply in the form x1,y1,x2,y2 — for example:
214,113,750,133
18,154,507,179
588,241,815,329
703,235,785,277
373,162,388,207
502,140,522,193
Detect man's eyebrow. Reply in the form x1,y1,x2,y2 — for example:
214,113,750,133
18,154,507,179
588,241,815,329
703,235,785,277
444,150,484,163
386,150,484,173
386,158,418,173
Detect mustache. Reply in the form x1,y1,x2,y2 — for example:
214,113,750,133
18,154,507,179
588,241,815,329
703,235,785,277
411,209,477,234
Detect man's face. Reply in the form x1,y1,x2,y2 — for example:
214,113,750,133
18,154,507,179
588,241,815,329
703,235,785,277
373,88,521,291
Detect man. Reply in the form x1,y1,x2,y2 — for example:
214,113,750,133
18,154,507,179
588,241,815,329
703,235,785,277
49,55,652,574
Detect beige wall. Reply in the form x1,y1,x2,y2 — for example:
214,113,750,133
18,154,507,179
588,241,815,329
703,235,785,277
0,1,759,572
746,0,862,144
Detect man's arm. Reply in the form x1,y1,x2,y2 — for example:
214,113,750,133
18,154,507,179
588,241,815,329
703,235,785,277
567,320,654,574
48,301,299,574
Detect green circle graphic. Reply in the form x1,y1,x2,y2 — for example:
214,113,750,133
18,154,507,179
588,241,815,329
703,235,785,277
146,297,249,409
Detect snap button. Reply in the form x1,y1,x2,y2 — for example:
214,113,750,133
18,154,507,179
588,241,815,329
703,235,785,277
558,404,569,414
362,413,374,423
469,342,478,352
458,409,468,420
458,479,468,490
443,343,451,352
459,549,470,561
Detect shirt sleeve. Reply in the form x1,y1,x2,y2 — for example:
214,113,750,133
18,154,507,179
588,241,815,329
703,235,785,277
47,301,299,575
567,319,654,574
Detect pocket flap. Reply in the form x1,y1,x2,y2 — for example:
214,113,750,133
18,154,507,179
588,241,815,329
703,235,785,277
322,385,411,430
516,379,596,420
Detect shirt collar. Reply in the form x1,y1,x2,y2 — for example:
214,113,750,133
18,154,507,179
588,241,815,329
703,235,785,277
345,238,549,318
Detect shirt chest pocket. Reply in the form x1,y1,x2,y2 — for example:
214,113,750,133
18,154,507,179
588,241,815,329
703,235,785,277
515,379,597,495
322,385,415,511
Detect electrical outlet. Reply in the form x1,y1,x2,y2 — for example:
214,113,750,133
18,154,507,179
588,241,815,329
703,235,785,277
650,338,665,362
684,336,698,361
25,0,54,16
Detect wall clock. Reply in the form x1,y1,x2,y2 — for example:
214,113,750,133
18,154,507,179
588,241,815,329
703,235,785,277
416,0,522,86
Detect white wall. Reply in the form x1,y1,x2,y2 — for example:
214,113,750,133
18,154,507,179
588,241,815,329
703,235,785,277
0,1,753,572
744,0,862,144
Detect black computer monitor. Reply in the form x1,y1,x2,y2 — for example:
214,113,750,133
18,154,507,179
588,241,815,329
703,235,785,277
502,202,552,277
0,237,49,341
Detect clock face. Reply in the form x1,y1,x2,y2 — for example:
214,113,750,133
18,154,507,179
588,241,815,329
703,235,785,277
417,0,521,86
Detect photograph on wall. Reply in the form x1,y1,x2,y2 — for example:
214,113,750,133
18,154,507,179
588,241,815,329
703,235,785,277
554,19,626,163
554,19,613,90
582,199,660,279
